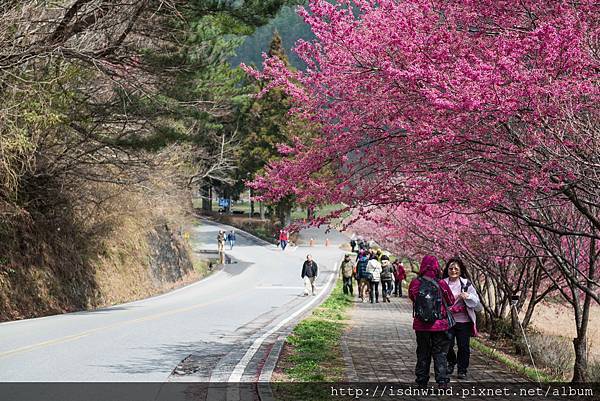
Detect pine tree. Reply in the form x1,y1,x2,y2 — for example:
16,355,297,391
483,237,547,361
233,31,300,224
268,30,289,67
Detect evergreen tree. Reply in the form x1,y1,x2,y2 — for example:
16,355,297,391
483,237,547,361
232,31,306,225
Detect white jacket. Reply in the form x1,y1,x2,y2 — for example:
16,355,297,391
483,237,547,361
444,276,483,336
366,259,382,282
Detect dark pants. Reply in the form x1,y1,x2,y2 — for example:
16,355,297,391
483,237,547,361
381,280,393,298
280,240,288,250
342,276,353,295
394,279,403,296
369,281,379,302
415,331,450,385
447,322,472,374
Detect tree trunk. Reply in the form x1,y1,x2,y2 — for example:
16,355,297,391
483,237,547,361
572,336,588,382
259,202,265,220
285,207,292,227
201,184,212,212
510,303,520,339
279,205,291,227
572,233,596,382
250,188,255,217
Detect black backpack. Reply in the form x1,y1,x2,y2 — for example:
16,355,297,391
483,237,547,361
413,277,443,323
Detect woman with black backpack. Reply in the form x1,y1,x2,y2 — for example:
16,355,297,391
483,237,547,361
408,255,455,388
442,257,482,380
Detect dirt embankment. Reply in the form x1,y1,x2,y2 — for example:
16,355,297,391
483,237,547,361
0,216,199,322
0,171,204,322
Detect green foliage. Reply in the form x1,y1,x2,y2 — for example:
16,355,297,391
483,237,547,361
283,279,351,382
0,0,298,278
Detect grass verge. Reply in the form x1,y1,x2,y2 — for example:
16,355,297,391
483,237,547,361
471,338,558,383
275,278,353,382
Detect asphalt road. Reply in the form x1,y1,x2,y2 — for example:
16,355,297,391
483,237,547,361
0,219,346,383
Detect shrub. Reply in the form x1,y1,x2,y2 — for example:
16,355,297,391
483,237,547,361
526,332,574,379
586,358,600,382
488,317,515,340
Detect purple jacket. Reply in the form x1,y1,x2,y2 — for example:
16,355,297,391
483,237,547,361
409,256,455,332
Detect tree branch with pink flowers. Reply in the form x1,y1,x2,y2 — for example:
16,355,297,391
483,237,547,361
246,0,599,381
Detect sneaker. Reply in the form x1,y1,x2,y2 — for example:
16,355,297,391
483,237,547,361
457,372,467,380
312,293,316,296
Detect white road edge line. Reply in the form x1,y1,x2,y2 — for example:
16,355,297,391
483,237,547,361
227,261,339,382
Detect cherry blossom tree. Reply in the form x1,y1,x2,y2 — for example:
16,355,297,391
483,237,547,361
246,0,599,381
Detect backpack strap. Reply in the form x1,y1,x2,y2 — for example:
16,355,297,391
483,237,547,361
422,277,446,306
422,276,454,325
413,277,426,318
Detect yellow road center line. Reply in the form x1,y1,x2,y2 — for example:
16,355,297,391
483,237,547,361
0,288,252,359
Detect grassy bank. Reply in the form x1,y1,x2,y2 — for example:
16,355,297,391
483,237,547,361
470,337,558,383
274,278,353,382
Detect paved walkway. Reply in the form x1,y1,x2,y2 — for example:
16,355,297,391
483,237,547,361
341,294,527,384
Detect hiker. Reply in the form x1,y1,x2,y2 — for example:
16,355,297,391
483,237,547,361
393,260,406,297
340,254,354,295
350,238,357,253
217,230,226,264
442,257,482,380
301,254,318,296
356,250,370,302
409,255,455,388
380,255,394,303
366,253,382,303
227,230,236,250
278,229,289,251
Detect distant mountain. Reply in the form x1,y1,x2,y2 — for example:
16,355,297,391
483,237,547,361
230,5,314,70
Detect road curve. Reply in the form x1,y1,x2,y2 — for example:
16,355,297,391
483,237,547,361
0,219,345,383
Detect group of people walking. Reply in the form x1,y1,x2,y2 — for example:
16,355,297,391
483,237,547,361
340,249,407,304
342,249,482,387
217,230,236,251
217,225,480,387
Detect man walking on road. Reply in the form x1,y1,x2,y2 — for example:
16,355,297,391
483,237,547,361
227,230,236,250
341,254,354,295
301,254,318,296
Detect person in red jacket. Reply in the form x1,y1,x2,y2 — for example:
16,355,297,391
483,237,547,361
278,229,289,251
409,255,455,388
393,260,406,297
